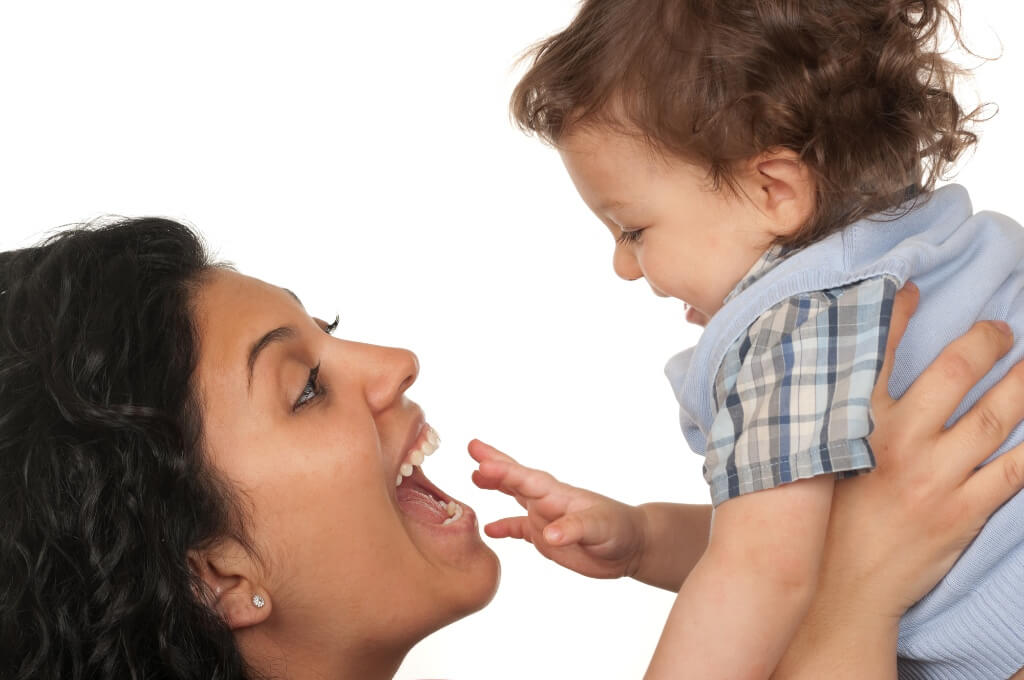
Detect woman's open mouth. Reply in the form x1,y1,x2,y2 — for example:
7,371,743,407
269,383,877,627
397,466,464,525
395,425,469,527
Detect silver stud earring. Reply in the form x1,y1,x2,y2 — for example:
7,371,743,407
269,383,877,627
251,594,265,608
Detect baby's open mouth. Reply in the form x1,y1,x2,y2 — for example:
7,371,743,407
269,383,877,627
395,425,464,526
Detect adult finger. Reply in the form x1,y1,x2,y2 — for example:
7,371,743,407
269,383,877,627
947,360,1024,472
895,320,1014,435
873,282,919,409
962,441,1024,519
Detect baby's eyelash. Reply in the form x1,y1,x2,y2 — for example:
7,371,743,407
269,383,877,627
616,229,644,245
324,315,339,335
293,362,324,411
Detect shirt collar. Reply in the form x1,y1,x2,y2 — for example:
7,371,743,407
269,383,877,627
721,244,792,306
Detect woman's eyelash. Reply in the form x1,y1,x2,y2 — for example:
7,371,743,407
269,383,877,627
292,316,337,411
293,362,324,411
616,229,644,245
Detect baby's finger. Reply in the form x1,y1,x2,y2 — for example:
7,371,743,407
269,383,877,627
962,442,1024,521
873,281,919,409
543,508,610,548
896,320,1014,436
470,469,529,509
467,439,519,466
484,516,532,541
479,459,560,501
472,458,531,491
947,361,1024,473
471,466,506,491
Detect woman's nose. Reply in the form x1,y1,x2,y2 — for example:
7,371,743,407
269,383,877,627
348,342,420,413
613,245,643,281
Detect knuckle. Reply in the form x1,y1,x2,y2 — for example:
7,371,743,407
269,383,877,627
938,351,974,383
982,320,1012,344
1008,361,1024,389
973,404,1005,441
1001,455,1024,489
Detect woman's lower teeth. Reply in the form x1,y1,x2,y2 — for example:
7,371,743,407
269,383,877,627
442,501,463,525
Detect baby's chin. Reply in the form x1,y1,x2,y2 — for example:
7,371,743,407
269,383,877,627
685,305,711,327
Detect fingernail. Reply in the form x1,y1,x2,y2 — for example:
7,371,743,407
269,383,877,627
545,527,562,543
993,321,1013,336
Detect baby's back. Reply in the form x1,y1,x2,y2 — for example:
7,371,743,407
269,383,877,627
876,192,1024,679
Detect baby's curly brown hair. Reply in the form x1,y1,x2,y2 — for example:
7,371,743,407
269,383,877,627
511,0,988,249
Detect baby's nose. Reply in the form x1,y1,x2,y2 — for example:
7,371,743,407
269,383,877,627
612,246,643,281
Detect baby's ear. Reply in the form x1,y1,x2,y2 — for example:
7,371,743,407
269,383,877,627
748,149,816,237
188,540,271,630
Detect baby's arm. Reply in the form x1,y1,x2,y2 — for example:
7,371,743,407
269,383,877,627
646,475,834,680
470,440,711,584
630,502,712,591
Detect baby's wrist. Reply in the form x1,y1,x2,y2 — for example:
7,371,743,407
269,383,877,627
624,503,651,581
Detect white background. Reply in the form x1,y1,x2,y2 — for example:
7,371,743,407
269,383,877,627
0,3,1020,678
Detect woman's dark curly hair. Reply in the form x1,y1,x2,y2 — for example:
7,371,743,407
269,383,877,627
512,0,989,248
0,218,256,679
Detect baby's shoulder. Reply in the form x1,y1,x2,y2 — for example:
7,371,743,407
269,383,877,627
723,274,901,369
747,274,899,339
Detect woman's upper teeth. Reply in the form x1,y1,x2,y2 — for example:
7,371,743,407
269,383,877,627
395,425,440,487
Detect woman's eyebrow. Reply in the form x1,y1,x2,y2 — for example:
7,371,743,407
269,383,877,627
282,287,303,307
247,326,296,392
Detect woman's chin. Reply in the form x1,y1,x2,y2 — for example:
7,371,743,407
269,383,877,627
405,503,500,607
449,540,501,620
397,468,487,556
404,525,501,644
393,466,501,618
395,489,499,622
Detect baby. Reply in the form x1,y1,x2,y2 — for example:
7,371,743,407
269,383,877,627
471,1,1024,678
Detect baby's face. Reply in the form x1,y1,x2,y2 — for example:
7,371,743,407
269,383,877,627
558,126,778,319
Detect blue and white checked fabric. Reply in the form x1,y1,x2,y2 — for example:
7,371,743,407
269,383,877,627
704,249,899,506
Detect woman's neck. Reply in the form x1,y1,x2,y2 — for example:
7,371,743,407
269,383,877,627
239,625,407,679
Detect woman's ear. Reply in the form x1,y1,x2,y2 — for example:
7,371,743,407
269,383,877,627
188,539,271,630
746,149,816,237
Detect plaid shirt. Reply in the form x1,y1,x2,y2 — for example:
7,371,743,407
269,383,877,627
704,246,899,505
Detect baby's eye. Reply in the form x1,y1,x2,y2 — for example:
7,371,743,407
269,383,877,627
294,363,323,410
616,228,644,245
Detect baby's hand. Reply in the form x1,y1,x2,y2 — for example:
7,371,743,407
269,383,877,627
469,439,647,580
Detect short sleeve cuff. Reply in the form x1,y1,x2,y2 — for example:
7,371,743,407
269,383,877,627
708,438,876,506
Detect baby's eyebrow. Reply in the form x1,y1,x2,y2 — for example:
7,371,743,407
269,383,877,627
598,199,628,213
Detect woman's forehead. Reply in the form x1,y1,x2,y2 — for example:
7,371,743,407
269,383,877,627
193,270,306,384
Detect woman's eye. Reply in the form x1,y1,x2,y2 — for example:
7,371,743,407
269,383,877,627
293,363,322,410
616,228,644,245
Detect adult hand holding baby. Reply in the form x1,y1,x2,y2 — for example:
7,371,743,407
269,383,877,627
776,283,1024,678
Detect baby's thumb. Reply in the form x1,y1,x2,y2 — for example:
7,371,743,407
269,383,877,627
543,510,605,547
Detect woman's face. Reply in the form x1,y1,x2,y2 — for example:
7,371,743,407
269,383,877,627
192,269,499,674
